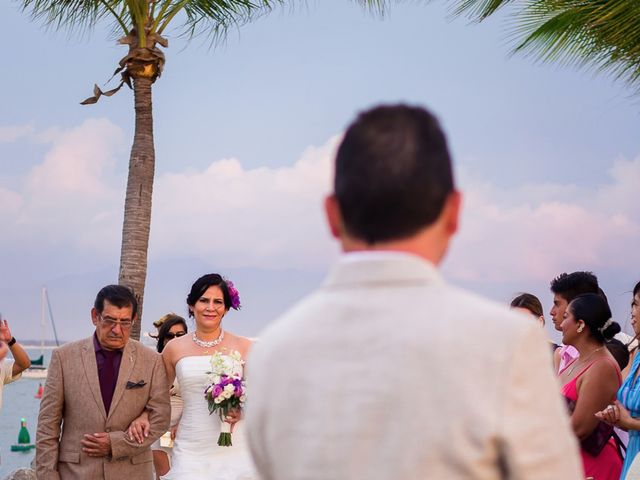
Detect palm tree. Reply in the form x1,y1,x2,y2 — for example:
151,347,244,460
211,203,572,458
18,0,283,340
453,0,640,89
18,0,387,340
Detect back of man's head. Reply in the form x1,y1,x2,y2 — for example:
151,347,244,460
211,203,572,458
334,104,454,244
550,271,599,302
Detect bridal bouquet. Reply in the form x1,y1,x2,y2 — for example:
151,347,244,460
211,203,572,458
204,351,246,446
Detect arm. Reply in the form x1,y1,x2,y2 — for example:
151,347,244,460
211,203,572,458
553,346,561,373
35,348,64,480
109,353,170,459
500,324,583,479
0,342,7,362
571,360,620,439
0,320,30,375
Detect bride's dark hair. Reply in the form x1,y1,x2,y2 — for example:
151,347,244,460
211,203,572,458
186,273,232,317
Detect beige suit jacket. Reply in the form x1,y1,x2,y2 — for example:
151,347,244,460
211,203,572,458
36,337,170,480
247,253,583,480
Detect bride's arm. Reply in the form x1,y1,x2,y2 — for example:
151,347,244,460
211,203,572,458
161,341,177,385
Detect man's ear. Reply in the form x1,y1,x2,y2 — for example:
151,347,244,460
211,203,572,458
324,194,343,239
91,307,99,327
443,190,462,236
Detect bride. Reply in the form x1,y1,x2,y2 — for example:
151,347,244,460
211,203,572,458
161,273,255,480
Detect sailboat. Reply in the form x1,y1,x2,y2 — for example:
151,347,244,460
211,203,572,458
22,286,59,380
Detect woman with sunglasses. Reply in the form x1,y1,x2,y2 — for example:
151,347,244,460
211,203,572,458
128,313,187,479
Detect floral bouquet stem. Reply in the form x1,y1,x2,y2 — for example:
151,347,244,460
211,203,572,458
218,421,232,447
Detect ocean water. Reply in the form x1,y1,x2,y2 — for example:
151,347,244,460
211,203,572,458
0,348,52,477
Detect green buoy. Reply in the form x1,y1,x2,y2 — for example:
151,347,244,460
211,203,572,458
10,418,35,452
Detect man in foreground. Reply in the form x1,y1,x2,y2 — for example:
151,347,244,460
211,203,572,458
36,285,170,480
246,104,582,479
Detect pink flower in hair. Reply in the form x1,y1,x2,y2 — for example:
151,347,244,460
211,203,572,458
226,279,241,310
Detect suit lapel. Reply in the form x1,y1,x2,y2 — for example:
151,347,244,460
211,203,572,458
107,340,136,420
81,337,107,420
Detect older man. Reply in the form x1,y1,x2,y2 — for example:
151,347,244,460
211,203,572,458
246,105,583,479
36,285,170,480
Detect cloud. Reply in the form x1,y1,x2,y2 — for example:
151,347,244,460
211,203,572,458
0,124,34,143
150,137,339,269
445,158,640,282
0,118,125,253
1,116,639,290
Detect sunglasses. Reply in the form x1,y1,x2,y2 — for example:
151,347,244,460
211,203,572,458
165,331,187,340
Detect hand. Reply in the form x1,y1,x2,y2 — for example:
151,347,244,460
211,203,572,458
126,413,150,444
595,400,632,429
169,424,179,441
225,408,242,431
81,432,112,457
0,320,12,343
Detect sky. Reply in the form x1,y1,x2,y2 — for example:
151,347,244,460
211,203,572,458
0,0,638,344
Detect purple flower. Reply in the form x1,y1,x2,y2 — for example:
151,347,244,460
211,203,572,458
225,279,242,310
213,385,223,397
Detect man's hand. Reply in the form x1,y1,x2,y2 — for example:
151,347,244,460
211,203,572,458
126,412,150,444
0,320,12,343
81,432,112,457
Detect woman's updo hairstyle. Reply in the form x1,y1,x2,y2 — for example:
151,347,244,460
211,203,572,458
569,293,620,343
634,281,640,297
186,273,232,317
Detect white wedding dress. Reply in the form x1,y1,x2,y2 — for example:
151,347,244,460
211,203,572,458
161,355,257,480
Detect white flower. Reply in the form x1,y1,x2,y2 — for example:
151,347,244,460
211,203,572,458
239,395,246,403
214,397,223,404
224,384,235,393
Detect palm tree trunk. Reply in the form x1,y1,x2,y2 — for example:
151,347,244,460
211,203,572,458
119,76,155,341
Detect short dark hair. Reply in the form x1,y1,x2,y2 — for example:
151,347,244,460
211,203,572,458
155,314,188,353
186,274,232,316
550,271,599,302
94,285,138,318
606,338,630,371
633,281,640,297
510,293,544,322
569,293,620,343
334,104,455,244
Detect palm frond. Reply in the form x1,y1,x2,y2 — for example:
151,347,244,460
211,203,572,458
17,0,130,35
452,0,640,89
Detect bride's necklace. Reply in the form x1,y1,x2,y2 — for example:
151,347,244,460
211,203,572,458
565,346,604,377
192,330,224,349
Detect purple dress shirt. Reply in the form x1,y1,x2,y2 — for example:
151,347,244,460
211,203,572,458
93,333,123,414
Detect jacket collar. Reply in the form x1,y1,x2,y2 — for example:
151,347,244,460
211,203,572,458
323,251,444,289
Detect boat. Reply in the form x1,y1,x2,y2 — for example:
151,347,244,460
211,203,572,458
22,287,59,380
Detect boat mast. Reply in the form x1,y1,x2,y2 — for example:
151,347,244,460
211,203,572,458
40,287,46,356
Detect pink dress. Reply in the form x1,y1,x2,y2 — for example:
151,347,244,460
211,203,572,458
560,359,623,480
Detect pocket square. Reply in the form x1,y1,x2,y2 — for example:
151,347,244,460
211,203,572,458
126,380,146,389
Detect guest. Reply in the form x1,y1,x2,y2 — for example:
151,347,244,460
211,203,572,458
128,314,188,479
510,293,545,326
550,271,600,372
606,338,630,372
596,281,640,479
36,285,170,480
0,319,31,411
246,104,582,479
559,293,622,479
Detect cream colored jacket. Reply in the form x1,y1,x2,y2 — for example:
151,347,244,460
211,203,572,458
247,253,583,480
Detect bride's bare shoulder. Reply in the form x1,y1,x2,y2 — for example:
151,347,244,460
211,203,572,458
224,331,255,357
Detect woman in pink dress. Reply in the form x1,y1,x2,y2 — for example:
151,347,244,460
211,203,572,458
558,293,623,479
